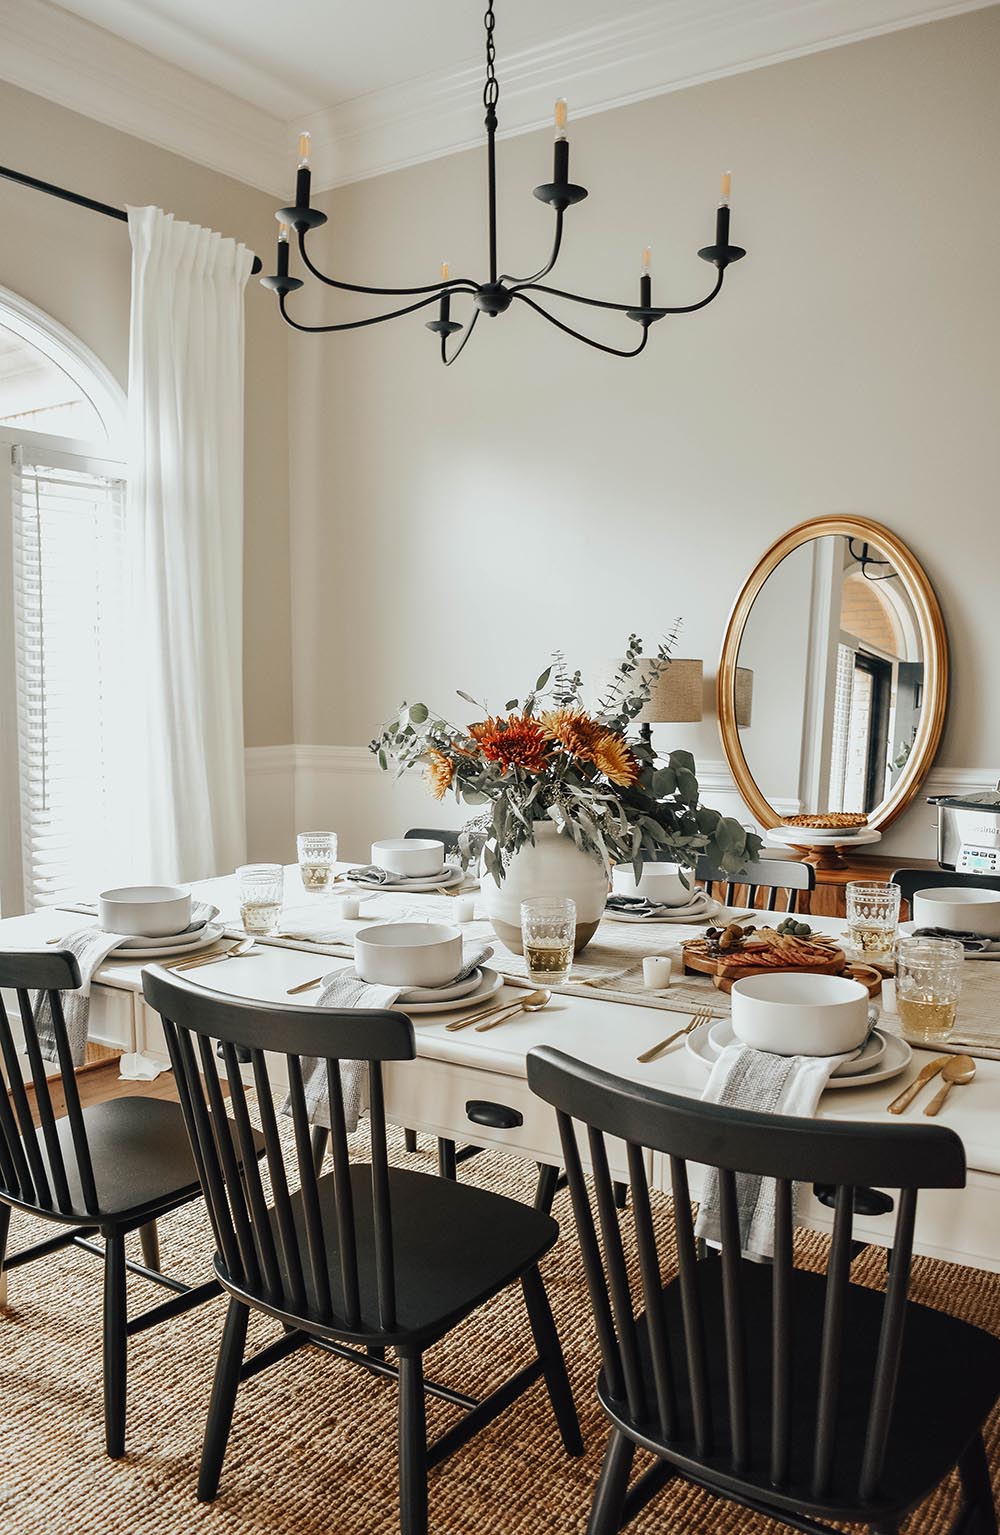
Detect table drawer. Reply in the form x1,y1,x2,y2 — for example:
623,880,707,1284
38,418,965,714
384,1055,644,1184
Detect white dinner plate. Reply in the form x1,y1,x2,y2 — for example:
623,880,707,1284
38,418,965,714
706,1019,887,1077
686,1018,911,1089
604,895,716,924
402,967,503,1013
105,922,226,961
898,919,1000,959
397,967,487,1004
346,866,468,893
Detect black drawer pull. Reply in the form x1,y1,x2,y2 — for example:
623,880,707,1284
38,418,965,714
466,1100,523,1130
813,1183,894,1218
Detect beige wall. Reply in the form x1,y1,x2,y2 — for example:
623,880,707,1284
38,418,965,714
0,81,292,747
286,6,1000,858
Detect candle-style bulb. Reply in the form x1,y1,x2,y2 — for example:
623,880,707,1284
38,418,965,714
440,260,450,282
298,131,311,168
719,170,732,206
641,245,652,277
554,97,568,140
278,223,289,244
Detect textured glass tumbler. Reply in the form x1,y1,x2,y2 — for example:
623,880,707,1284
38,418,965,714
297,831,338,891
896,935,964,1043
237,863,284,935
521,897,576,985
845,880,901,959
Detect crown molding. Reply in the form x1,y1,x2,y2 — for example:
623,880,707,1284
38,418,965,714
1,0,995,198
0,0,288,196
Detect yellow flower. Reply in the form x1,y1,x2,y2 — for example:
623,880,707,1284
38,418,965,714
590,731,641,787
425,750,454,800
539,709,605,760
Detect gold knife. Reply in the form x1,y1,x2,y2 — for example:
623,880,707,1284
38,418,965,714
886,1056,950,1115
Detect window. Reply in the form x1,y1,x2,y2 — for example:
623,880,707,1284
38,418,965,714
0,290,128,914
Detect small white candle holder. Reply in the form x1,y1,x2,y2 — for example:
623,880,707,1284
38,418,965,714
453,895,476,923
643,956,673,990
339,894,361,920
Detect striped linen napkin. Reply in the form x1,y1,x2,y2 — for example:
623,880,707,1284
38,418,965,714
288,943,493,1132
694,1032,867,1261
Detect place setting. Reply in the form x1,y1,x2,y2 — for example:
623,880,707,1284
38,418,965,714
604,862,729,923
343,838,474,894
284,918,502,1014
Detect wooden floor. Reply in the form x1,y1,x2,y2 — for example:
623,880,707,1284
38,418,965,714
13,1053,181,1126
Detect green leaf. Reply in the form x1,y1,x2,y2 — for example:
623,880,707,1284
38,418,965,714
652,766,676,798
408,703,429,724
535,667,552,691
505,698,519,711
377,749,387,771
675,768,699,802
669,749,696,772
456,690,480,708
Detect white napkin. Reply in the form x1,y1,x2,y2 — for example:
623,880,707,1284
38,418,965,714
694,1040,856,1261
605,889,726,922
32,899,219,1069
290,943,493,1132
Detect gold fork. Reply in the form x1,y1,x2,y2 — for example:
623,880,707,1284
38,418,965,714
636,1007,714,1064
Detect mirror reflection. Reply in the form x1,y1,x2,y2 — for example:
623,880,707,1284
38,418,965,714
735,535,924,817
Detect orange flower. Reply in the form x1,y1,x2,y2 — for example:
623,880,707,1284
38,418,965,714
468,715,551,773
539,709,605,760
425,749,454,800
590,731,641,787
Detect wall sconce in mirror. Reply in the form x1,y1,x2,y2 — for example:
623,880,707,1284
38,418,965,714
735,667,753,728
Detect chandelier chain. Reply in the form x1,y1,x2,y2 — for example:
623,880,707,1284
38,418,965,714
483,3,499,119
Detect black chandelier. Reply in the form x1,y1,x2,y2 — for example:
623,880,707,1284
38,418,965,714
261,2,746,363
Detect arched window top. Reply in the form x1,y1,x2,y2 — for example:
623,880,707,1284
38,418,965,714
0,287,125,454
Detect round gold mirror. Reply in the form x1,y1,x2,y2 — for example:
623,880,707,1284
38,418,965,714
717,516,948,832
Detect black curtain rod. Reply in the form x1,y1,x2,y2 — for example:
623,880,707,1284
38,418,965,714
0,163,263,274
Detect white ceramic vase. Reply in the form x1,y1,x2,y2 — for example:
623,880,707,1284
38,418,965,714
479,822,609,955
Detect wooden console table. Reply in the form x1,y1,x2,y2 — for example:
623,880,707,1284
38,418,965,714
794,853,939,919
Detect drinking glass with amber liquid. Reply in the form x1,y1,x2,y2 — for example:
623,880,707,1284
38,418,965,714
845,880,901,960
297,831,338,891
521,897,576,986
896,935,964,1043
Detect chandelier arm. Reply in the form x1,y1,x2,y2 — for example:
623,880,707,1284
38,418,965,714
296,228,478,298
512,292,650,359
517,266,725,316
278,289,447,333
441,308,481,366
499,209,564,288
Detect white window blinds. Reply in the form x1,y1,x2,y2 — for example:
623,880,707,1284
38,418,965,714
11,446,130,909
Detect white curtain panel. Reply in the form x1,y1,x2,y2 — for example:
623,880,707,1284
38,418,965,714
127,206,254,883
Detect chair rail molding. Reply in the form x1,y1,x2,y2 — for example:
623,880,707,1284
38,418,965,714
245,745,998,866
1,0,994,195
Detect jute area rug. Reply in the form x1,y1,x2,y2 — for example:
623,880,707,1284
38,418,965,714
1,1114,998,1535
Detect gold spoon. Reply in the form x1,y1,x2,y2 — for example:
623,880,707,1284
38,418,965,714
923,1054,976,1116
170,935,257,971
475,989,553,1032
445,987,549,1032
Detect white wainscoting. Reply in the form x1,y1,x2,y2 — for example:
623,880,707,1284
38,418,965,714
246,746,999,868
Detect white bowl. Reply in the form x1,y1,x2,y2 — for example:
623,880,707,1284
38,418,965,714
612,862,689,907
98,885,192,938
730,972,870,1056
355,921,463,988
912,887,1000,939
371,838,445,878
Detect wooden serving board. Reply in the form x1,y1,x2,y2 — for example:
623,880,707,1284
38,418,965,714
682,939,882,997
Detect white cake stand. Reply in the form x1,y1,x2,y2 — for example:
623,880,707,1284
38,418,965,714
766,826,882,871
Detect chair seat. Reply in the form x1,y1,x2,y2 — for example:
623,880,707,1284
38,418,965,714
229,1163,559,1347
599,1254,1000,1522
23,1096,263,1227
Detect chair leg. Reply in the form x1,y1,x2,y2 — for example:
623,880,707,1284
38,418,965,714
437,1139,457,1180
0,1203,10,1309
398,1351,428,1535
587,1428,637,1535
138,1220,160,1272
103,1233,128,1458
404,1128,418,1154
521,1266,583,1456
534,1163,560,1214
198,1298,250,1502
958,1432,998,1535
311,1125,330,1176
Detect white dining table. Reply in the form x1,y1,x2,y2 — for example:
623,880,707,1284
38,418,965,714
4,865,1000,1273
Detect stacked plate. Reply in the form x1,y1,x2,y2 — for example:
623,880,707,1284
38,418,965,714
604,888,719,924
106,901,224,960
321,964,503,1014
346,864,468,893
685,1016,911,1088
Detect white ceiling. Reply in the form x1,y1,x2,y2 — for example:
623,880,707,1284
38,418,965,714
2,0,996,194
